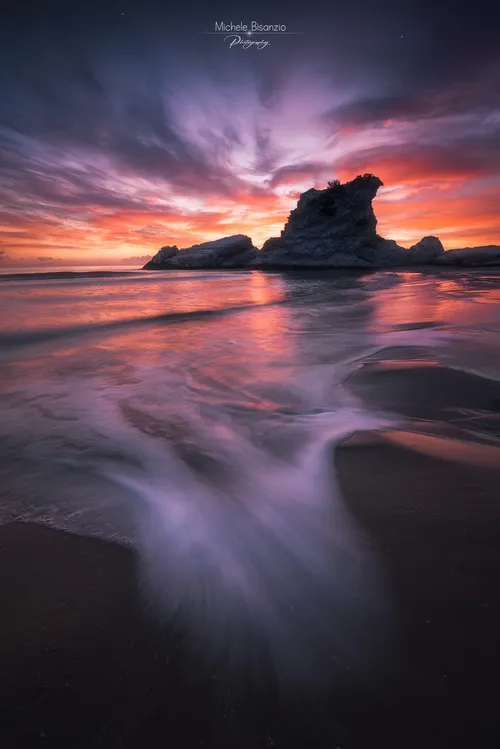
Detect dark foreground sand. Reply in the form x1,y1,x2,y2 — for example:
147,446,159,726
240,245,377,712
2,441,500,748
337,434,500,749
2,360,500,749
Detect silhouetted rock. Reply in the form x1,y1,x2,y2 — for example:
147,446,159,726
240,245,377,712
407,236,445,264
436,246,500,267
143,235,257,269
144,245,179,268
142,176,494,271
256,175,437,269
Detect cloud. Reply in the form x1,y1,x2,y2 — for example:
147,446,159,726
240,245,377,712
0,0,499,261
120,255,153,265
268,162,332,188
327,76,500,132
335,137,500,185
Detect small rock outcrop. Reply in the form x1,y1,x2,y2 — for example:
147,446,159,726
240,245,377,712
436,246,500,267
143,235,257,270
145,245,179,267
406,236,445,264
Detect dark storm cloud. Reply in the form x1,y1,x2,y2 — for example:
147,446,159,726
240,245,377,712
253,126,280,174
1,83,237,200
269,162,329,188
306,0,500,135
0,18,251,200
329,96,430,129
327,73,500,130
2,0,498,156
0,137,174,216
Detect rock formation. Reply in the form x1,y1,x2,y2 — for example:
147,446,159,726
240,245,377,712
406,236,445,264
145,245,180,267
257,175,418,269
435,246,500,267
143,175,499,270
143,235,257,270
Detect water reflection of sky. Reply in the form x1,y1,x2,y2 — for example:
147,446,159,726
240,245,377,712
370,270,500,332
1,268,500,683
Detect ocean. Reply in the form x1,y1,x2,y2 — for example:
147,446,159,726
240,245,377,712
1,265,500,684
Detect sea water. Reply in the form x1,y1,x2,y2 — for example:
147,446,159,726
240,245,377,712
1,266,499,682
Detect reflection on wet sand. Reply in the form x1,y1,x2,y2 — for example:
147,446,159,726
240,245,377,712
1,268,500,683
2,267,500,747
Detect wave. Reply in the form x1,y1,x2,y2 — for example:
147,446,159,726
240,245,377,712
104,407,393,684
0,269,247,286
0,270,141,281
0,360,395,686
0,299,285,353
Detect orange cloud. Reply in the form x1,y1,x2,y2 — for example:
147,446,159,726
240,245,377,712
376,187,500,248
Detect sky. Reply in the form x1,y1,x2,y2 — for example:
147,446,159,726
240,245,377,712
0,0,499,265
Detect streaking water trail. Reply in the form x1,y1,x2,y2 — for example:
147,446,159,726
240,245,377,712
94,393,394,682
0,358,395,684
4,268,497,685
0,299,284,356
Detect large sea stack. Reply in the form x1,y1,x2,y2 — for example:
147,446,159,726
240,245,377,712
257,174,444,268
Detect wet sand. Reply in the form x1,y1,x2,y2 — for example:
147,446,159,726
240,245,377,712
348,358,500,435
2,359,500,748
2,445,500,748
336,434,500,748
0,523,221,749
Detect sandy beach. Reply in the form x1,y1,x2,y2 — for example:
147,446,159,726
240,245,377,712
337,434,500,748
2,422,500,748
1,270,500,748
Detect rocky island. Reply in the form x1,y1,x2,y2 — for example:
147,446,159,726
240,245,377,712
143,174,499,270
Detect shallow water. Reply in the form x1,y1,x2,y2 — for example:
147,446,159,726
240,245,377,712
1,266,499,680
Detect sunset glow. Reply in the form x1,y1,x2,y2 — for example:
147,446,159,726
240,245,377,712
1,4,498,265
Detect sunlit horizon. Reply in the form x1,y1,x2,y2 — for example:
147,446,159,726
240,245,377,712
1,5,498,266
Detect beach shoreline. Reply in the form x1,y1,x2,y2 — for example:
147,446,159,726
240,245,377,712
2,421,500,748
2,269,500,748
